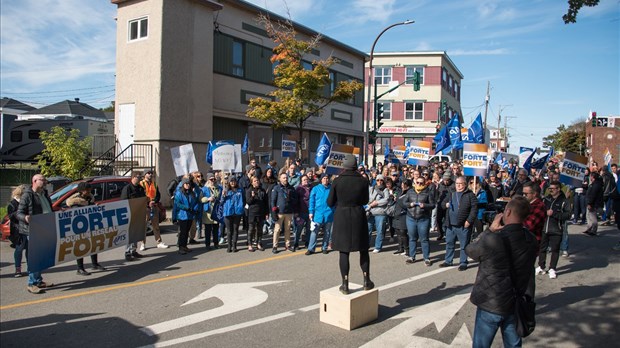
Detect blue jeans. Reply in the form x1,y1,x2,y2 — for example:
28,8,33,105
560,221,569,252
308,221,332,251
14,234,28,269
406,216,430,260
603,198,613,221
27,235,42,286
367,215,386,250
473,307,521,348
445,225,471,266
294,214,309,247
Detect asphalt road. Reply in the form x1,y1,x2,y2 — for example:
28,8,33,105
1,222,619,347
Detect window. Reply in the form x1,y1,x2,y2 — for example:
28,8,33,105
448,76,453,96
378,102,391,120
405,66,424,85
405,102,424,120
232,40,244,77
374,67,391,85
259,138,265,147
302,61,313,71
10,130,22,142
107,181,129,200
28,130,40,139
442,69,447,88
128,17,148,41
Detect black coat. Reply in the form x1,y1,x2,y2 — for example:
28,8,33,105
391,188,408,231
327,170,369,252
465,224,538,316
404,186,436,219
246,186,268,221
16,187,53,236
441,189,478,227
586,176,604,208
7,198,20,244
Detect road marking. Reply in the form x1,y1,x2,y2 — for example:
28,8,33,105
361,289,472,347
140,266,456,347
0,252,302,311
142,281,288,335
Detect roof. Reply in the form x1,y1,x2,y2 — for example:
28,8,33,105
0,97,35,112
372,51,464,79
22,99,106,119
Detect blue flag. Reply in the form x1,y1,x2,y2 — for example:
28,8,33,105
384,142,390,157
433,125,451,154
403,140,411,158
447,113,463,151
495,153,507,168
242,133,249,154
314,133,332,166
206,140,235,164
206,141,213,164
530,148,554,170
522,148,537,172
467,113,484,144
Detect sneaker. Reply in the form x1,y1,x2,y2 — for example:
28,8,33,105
157,242,169,249
188,239,199,245
304,250,313,255
372,249,380,253
561,250,569,258
405,257,415,264
535,266,546,275
438,262,452,268
14,268,22,278
458,265,468,271
27,285,42,294
548,269,557,279
218,238,226,245
139,243,146,252
322,250,329,254
424,259,432,267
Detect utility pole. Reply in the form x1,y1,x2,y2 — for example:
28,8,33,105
504,115,517,152
497,104,512,152
483,81,490,132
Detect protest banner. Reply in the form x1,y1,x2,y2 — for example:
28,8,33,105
392,145,407,164
27,198,147,272
282,136,296,158
463,143,489,177
559,152,588,187
171,143,198,176
211,141,241,172
325,144,356,175
407,140,431,166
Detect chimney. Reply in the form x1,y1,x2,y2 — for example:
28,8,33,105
75,98,80,103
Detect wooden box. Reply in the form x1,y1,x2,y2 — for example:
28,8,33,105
319,283,379,330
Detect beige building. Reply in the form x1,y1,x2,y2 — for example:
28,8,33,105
365,51,463,163
112,0,366,192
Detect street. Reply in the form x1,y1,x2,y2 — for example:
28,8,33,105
1,223,619,347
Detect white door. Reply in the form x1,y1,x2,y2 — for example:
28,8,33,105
118,103,135,150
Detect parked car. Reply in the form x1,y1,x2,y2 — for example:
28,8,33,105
429,155,452,164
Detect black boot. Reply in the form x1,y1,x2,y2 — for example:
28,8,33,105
363,272,374,291
339,275,349,295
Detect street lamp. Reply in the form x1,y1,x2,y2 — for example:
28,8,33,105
365,20,414,167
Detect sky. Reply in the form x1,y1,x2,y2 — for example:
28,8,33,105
1,0,618,154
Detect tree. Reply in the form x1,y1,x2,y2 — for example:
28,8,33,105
563,0,600,24
100,101,115,112
246,14,363,158
36,126,93,180
542,121,586,155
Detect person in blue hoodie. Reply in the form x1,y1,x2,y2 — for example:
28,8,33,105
174,177,199,255
222,176,245,253
201,173,222,250
306,174,335,255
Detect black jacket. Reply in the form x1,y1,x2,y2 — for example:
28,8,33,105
404,186,436,219
466,224,538,316
586,176,604,208
246,186,268,220
16,187,53,236
328,169,369,252
121,183,146,200
542,193,570,235
7,198,20,243
441,189,478,227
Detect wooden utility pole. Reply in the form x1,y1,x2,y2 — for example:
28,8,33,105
483,81,490,131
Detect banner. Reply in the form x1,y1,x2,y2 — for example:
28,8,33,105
519,147,534,166
171,143,199,177
325,144,356,175
315,133,332,166
211,140,240,172
407,140,431,166
28,198,147,272
282,137,296,158
559,152,588,187
463,143,489,177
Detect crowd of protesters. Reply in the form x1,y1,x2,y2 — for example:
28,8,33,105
7,154,620,294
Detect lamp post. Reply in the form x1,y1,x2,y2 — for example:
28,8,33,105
365,19,414,168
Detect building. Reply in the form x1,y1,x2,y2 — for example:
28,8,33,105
112,0,366,188
586,114,620,166
365,51,463,164
18,98,107,121
488,126,507,152
0,98,35,115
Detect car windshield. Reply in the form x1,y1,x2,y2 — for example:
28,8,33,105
50,183,78,203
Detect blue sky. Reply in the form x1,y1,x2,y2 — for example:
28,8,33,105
1,0,618,154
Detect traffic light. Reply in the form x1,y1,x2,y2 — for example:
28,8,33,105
591,116,597,127
369,130,377,144
413,71,421,91
376,102,385,129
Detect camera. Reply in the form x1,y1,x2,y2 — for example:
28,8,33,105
482,198,509,225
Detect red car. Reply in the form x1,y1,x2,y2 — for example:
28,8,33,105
2,176,134,241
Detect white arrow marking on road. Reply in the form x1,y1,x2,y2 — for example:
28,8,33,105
141,281,287,336
360,289,472,348
140,267,458,347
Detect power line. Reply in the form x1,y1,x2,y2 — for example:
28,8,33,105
1,84,115,95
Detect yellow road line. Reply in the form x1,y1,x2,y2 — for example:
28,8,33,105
0,251,304,311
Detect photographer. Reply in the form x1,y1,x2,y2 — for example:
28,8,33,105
465,196,538,348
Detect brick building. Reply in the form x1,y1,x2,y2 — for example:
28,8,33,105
586,115,620,166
